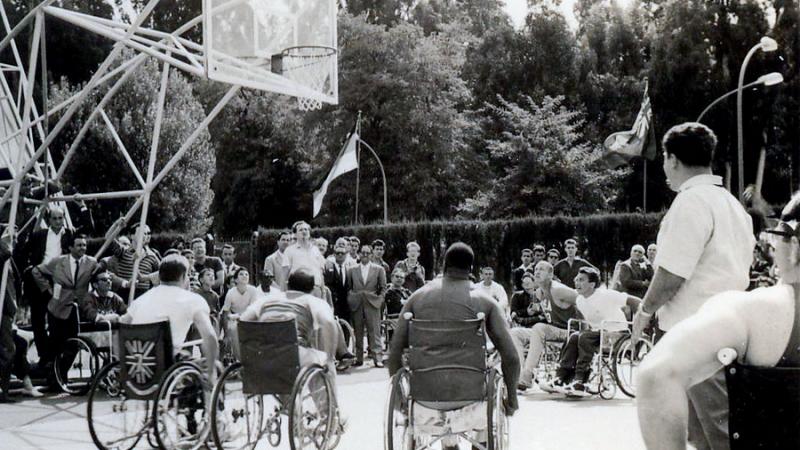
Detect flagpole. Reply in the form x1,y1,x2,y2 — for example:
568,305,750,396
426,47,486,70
354,111,361,224
356,139,388,223
643,160,647,213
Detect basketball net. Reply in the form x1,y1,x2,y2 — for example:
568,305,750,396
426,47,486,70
281,46,336,111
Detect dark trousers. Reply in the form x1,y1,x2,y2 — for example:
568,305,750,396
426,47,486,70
0,315,15,393
47,308,79,377
333,296,351,324
24,272,51,364
556,331,601,382
350,300,382,362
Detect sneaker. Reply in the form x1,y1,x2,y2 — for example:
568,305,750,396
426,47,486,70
541,378,568,394
564,381,591,398
516,381,530,392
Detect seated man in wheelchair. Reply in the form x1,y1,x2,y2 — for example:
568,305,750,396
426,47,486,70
544,267,641,396
388,242,519,450
84,270,127,323
119,254,218,385
637,191,800,450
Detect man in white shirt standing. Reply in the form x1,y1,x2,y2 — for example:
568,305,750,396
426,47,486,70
264,230,292,291
632,122,755,450
472,266,509,318
284,221,326,298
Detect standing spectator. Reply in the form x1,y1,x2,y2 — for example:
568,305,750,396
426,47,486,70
104,223,160,299
546,249,560,268
182,249,201,291
326,237,357,269
84,270,127,323
553,239,596,289
324,242,351,323
532,244,546,267
191,238,224,292
263,230,291,291
196,268,221,315
371,239,391,275
1,230,22,402
632,122,755,450
384,269,411,317
346,245,386,367
646,243,657,265
472,266,509,317
394,241,426,292
348,236,360,261
510,272,546,328
617,245,654,298
512,249,535,291
315,237,329,258
220,244,241,279
284,221,326,298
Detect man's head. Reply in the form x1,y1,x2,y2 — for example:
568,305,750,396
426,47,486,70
131,223,151,246
390,268,405,287
443,242,474,274
258,270,274,292
199,268,215,288
92,270,113,295
333,242,348,264
574,267,601,297
766,191,800,284
532,245,546,265
159,254,190,288
221,244,236,264
521,272,536,291
277,230,292,251
520,248,533,266
181,249,195,267
406,241,420,261
564,239,578,258
315,237,328,256
647,244,657,262
292,221,311,243
661,122,716,192
118,235,131,249
66,233,88,259
372,239,386,260
358,244,372,264
631,244,646,263
191,237,206,258
47,206,66,232
287,268,315,293
547,249,560,265
232,267,250,286
480,266,495,284
348,236,360,257
533,260,554,285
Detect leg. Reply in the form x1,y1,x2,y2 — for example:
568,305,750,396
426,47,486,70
574,331,601,383
350,302,365,364
11,331,30,380
364,302,383,363
0,315,16,402
686,370,730,450
556,333,580,382
510,327,532,383
49,309,79,380
520,324,565,385
26,278,50,364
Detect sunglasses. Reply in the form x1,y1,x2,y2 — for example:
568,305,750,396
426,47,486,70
765,220,799,239
334,251,346,255
96,278,112,282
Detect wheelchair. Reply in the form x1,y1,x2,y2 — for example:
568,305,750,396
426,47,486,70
558,318,653,399
385,312,509,450
337,316,356,357
209,318,342,450
53,303,118,395
380,313,399,352
717,348,800,449
86,321,213,450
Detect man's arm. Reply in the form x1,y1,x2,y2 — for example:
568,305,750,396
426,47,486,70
552,284,578,305
483,300,519,415
32,258,57,294
387,299,412,375
377,267,387,297
637,299,748,450
192,309,219,385
632,267,686,342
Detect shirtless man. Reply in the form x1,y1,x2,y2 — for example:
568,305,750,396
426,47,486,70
637,192,800,450
510,260,580,391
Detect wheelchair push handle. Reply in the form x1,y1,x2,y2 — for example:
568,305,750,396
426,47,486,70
403,312,486,320
717,348,738,366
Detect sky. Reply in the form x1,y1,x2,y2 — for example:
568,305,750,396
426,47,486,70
503,0,579,29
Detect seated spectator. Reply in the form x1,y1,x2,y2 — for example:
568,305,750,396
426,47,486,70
384,269,411,317
544,267,640,397
221,268,262,358
84,270,127,323
394,241,426,292
472,266,509,318
510,272,547,328
195,268,221,315
617,244,654,298
553,239,597,289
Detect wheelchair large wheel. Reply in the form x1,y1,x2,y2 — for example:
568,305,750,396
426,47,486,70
210,362,265,450
55,336,100,396
338,318,355,355
385,368,413,450
612,335,654,398
87,361,151,450
487,371,509,450
380,320,396,352
288,365,336,450
153,362,210,450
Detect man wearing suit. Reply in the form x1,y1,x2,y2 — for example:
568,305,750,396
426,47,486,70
617,244,654,298
32,234,98,390
263,230,291,291
347,244,386,367
324,242,351,323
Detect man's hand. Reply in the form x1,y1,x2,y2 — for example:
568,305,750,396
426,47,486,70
631,307,651,346
505,392,518,416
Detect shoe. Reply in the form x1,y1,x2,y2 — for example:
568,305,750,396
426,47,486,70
564,381,591,398
373,358,384,368
517,381,530,392
541,378,568,394
38,384,63,394
352,360,364,367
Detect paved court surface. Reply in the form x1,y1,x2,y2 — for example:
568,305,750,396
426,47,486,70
0,366,647,450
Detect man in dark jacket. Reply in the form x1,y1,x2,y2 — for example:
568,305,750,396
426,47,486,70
510,272,547,328
617,244,653,298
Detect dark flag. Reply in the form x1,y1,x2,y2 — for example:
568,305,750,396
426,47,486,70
602,82,657,169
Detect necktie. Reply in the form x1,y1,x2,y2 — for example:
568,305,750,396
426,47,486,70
339,264,345,285
74,257,81,286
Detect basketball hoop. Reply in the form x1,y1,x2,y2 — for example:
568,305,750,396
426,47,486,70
275,45,336,111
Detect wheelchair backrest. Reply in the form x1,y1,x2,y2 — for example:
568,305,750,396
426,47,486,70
725,362,800,449
238,319,300,395
118,321,174,400
407,318,488,403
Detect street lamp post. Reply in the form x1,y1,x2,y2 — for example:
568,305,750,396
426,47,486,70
737,37,778,200
696,72,783,123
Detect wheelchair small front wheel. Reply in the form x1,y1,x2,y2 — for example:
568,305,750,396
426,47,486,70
385,368,413,450
612,335,654,398
289,365,336,450
55,336,100,395
210,362,265,450
87,361,149,450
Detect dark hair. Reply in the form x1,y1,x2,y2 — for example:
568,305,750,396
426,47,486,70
521,248,533,255
548,249,560,257
533,244,546,252
199,267,215,278
349,236,360,243
91,269,111,284
662,122,716,167
222,244,235,252
372,239,385,248
181,249,194,257
578,266,601,288
232,267,249,281
159,255,189,283
190,237,205,246
64,233,88,250
444,242,474,272
164,248,180,257
278,230,292,239
287,268,315,293
521,272,535,282
292,221,309,233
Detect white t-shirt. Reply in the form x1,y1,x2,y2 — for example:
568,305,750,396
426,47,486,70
127,285,210,353
222,284,262,315
576,288,628,332
285,242,325,286
472,281,509,315
654,174,755,330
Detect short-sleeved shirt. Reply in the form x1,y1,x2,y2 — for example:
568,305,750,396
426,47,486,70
655,174,755,330
576,288,628,332
195,256,223,277
126,285,210,353
222,284,262,315
284,243,325,286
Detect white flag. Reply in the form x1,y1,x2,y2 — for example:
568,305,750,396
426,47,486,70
313,132,360,217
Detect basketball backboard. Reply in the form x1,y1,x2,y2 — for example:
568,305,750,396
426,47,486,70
203,0,338,108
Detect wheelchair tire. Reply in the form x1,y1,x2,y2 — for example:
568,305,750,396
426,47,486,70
55,336,100,396
153,362,210,450
487,371,509,450
338,318,356,356
87,361,150,450
385,368,413,450
289,365,336,450
210,362,265,450
612,335,654,398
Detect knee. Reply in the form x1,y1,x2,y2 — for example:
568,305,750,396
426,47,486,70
532,324,547,341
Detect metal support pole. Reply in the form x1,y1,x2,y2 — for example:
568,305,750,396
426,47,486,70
356,139,389,224
354,111,361,224
737,43,762,201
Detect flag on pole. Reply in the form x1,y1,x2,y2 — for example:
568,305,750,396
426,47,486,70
313,132,360,217
602,83,657,169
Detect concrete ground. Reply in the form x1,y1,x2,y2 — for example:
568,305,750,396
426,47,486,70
0,365,648,450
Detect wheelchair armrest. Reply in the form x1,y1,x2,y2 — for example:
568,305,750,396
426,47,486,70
717,348,738,366
567,318,590,335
